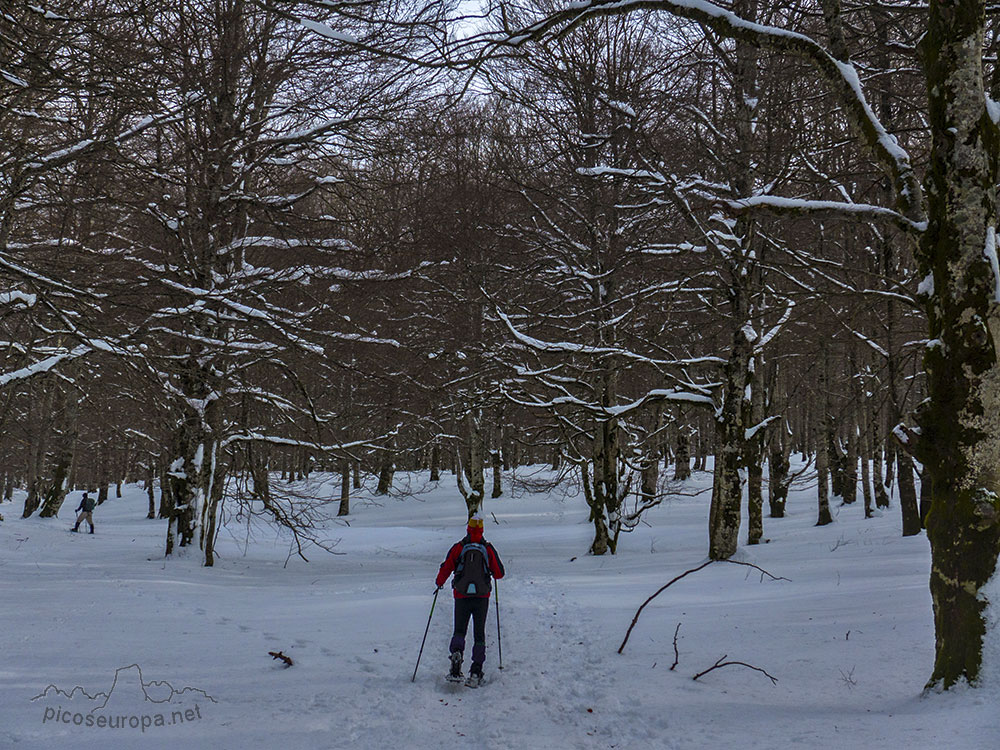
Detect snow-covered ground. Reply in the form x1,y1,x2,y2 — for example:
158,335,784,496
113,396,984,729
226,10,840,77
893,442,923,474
1,465,996,749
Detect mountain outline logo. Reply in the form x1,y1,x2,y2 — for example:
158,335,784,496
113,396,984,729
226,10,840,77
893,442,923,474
31,663,216,714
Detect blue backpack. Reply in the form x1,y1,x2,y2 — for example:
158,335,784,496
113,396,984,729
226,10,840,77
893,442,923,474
453,541,492,596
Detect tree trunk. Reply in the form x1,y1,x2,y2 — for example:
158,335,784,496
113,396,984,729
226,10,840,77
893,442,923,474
745,357,766,545
915,0,1000,688
674,425,691,480
828,430,848,501
458,410,486,516
767,427,791,518
491,449,503,499
201,441,226,567
816,433,833,526
580,460,611,556
859,400,874,519
873,416,889,508
708,343,750,559
38,391,78,518
430,442,441,482
884,441,896,501
816,349,833,526
491,409,504,498
641,443,659,505
919,468,932,528
338,458,350,517
708,274,754,559
375,440,395,495
709,0,758,560
898,450,921,536
844,415,859,505
22,381,54,518
146,465,156,520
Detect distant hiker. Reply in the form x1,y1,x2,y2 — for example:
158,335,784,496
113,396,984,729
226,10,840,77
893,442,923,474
72,492,96,534
435,512,504,686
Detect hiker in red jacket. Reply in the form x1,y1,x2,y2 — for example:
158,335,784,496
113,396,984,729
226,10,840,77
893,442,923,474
435,513,505,684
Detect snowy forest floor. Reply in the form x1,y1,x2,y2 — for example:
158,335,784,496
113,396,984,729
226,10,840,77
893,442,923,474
1,464,997,750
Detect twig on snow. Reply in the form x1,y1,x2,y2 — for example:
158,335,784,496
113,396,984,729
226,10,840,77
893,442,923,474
692,655,777,685
721,558,791,582
670,623,681,671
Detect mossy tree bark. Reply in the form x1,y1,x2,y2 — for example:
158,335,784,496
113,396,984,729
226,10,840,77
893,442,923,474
708,0,759,561
764,362,790,518
592,408,625,555
164,360,225,565
914,0,1000,688
709,306,754,558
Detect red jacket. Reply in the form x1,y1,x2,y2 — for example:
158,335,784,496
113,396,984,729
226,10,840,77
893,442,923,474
436,535,505,598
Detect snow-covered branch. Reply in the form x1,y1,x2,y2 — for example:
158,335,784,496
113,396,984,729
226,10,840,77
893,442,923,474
507,0,925,225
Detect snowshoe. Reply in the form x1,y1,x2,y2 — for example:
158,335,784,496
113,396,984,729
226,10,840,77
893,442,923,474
465,664,483,688
446,651,463,682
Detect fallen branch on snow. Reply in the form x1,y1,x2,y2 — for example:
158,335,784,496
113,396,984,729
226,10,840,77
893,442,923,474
670,623,681,671
618,559,789,654
693,654,777,685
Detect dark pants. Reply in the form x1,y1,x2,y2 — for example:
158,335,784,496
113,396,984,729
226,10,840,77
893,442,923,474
449,596,489,667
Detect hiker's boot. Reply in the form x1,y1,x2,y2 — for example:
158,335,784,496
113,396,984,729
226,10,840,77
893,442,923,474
448,651,463,679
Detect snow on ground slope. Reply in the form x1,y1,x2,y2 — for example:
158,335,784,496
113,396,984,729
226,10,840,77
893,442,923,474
0,466,997,750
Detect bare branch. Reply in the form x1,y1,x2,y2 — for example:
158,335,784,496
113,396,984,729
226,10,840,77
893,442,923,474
670,623,681,671
618,559,789,653
507,0,925,225
693,654,778,685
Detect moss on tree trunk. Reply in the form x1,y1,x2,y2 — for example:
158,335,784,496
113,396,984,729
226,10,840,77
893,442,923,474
915,0,1000,688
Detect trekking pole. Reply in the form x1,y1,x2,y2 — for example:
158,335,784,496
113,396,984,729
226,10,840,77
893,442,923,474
495,579,504,670
411,588,440,682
